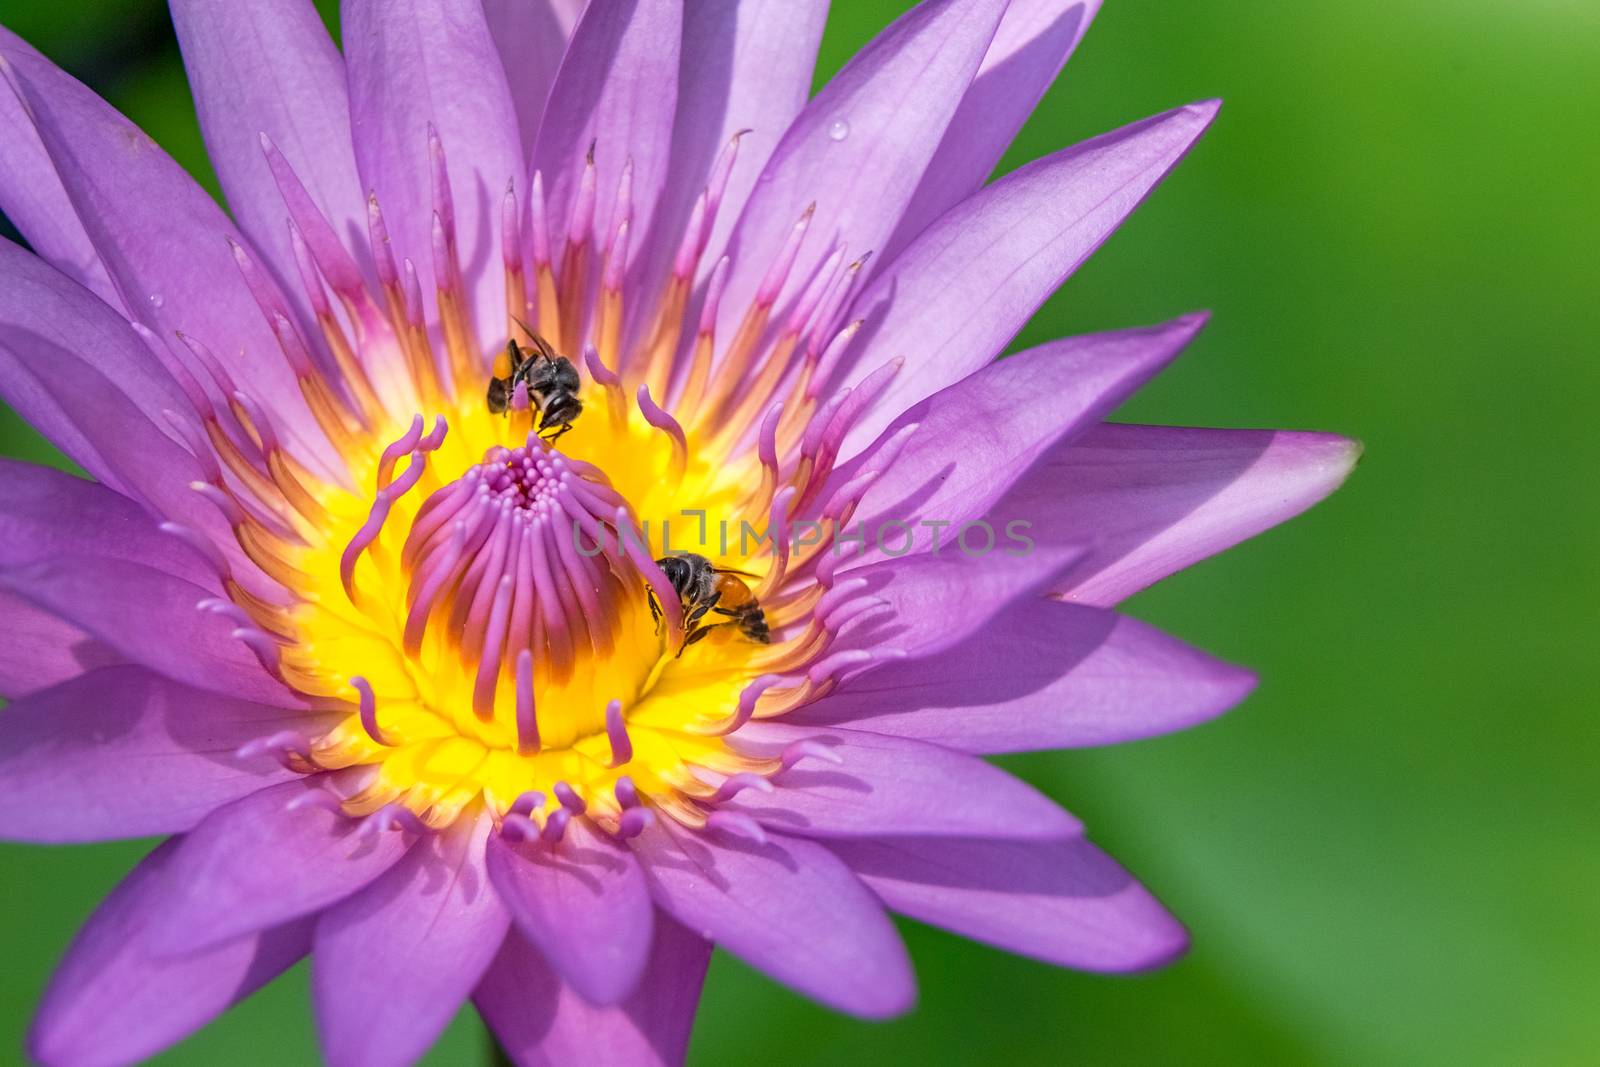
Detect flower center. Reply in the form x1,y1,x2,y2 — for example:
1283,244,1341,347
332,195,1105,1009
184,132,901,837
265,398,778,831
395,442,652,750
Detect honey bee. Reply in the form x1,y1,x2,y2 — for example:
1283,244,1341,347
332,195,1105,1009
649,553,770,655
487,332,582,442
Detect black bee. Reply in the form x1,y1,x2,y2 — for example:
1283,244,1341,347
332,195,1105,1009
649,553,770,655
487,332,582,442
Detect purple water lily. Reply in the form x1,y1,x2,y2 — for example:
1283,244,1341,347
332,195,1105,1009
0,1,1357,1065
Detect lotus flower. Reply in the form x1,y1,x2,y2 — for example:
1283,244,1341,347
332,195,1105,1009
0,1,1357,1065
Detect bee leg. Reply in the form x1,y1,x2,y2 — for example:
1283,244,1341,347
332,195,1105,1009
675,623,724,659
685,602,716,628
714,606,769,644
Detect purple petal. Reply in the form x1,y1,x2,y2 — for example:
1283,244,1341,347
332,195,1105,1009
832,544,1085,662
0,454,236,696
0,253,252,573
29,840,311,1067
531,0,681,301
0,555,288,704
475,914,711,1067
849,314,1207,561
0,31,120,310
313,812,509,1067
830,835,1189,972
0,665,327,842
631,818,914,1019
171,0,369,306
715,0,1009,343
662,0,829,283
988,424,1363,605
0,239,202,475
482,0,580,154
0,593,121,699
0,299,233,556
791,598,1257,753
724,721,1080,840
886,0,1101,261
144,778,412,955
0,456,212,585
835,100,1221,458
0,36,335,465
344,0,524,352
485,818,655,1006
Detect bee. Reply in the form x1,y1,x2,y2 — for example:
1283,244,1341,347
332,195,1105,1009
487,332,582,442
649,553,770,655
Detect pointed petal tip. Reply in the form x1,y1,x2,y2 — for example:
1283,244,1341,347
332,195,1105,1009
1152,653,1261,738
1142,310,1211,348
1098,915,1191,974
1314,433,1366,497
1294,431,1366,482
1228,662,1262,702
1189,660,1261,733
856,975,918,1021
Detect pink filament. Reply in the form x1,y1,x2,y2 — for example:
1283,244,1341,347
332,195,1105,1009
604,699,632,767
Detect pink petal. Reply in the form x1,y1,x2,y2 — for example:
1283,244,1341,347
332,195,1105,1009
475,915,711,1067
725,721,1081,840
481,0,580,157
714,0,1010,345
0,240,200,483
832,543,1086,662
29,841,311,1067
0,593,120,699
831,834,1190,972
343,0,523,352
0,456,213,585
531,0,681,300
485,818,655,1006
313,812,509,1067
849,313,1207,561
670,0,830,280
144,778,412,955
991,424,1363,605
0,35,336,466
886,0,1101,261
0,665,324,842
835,100,1220,458
0,250,260,577
171,0,369,308
791,598,1257,753
0,555,285,704
631,818,914,1019
0,30,120,310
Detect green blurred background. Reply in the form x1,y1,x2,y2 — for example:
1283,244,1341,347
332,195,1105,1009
2,1,1597,1063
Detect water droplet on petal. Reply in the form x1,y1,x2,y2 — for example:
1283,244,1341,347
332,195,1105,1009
828,120,850,142
148,293,164,308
